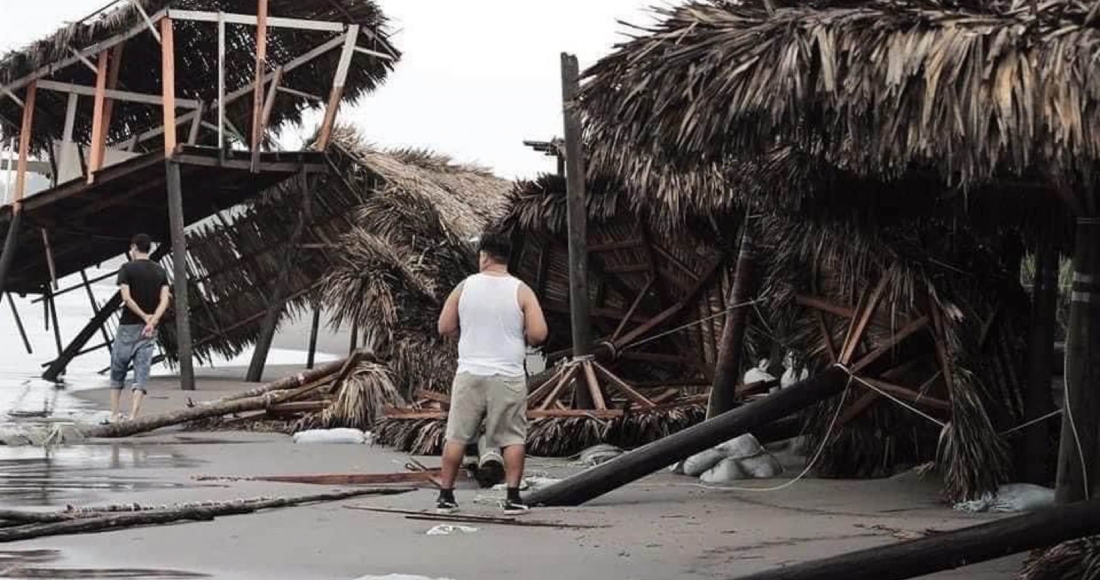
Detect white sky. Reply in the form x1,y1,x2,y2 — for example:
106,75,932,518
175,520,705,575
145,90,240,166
0,0,662,180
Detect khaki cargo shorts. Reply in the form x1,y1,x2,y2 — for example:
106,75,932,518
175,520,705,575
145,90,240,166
444,372,527,448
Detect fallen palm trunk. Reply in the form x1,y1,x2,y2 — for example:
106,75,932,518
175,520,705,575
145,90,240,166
731,498,1100,580
194,471,440,485
0,488,414,543
345,505,607,529
0,496,287,524
524,367,849,507
216,357,350,403
82,365,350,438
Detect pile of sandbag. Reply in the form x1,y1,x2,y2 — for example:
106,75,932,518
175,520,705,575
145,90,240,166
670,433,783,484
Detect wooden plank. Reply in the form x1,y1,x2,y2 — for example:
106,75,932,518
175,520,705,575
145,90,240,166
160,17,177,155
250,0,270,171
98,43,125,165
582,361,607,410
849,316,931,374
840,276,890,364
40,229,58,290
593,362,655,408
537,364,579,410
316,26,359,149
86,51,109,183
611,276,654,342
36,81,201,109
13,81,36,208
198,471,439,485
217,11,225,149
166,10,348,32
525,366,566,405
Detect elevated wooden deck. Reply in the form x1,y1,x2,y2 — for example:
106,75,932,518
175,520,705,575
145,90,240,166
0,146,327,295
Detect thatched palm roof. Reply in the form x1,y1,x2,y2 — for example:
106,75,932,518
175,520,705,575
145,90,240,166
0,0,398,152
157,126,509,371
581,0,1100,213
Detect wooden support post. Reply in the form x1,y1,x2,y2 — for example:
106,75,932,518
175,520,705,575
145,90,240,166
250,0,270,172
217,11,226,150
707,216,755,419
349,319,359,355
86,51,109,183
306,298,321,370
160,17,177,155
560,52,594,408
525,367,850,507
165,159,194,391
1056,218,1100,503
1022,236,1059,484
0,82,35,294
316,26,359,150
246,170,308,382
8,293,32,354
98,43,125,166
46,288,63,357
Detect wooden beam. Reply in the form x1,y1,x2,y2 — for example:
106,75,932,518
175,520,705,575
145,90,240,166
165,160,194,390
98,43,126,165
593,362,655,408
316,26,359,150
217,10,226,150
131,0,162,42
86,51,109,183
611,276,654,342
166,10,348,32
36,81,202,109
250,0,270,170
561,52,592,373
840,276,890,364
40,229,58,290
2,87,24,107
849,316,931,375
187,102,204,145
537,364,580,411
160,17,177,155
582,361,607,411
276,85,324,102
354,46,395,61
251,66,282,172
13,81,36,210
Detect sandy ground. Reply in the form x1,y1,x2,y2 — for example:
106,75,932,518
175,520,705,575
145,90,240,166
0,373,1025,580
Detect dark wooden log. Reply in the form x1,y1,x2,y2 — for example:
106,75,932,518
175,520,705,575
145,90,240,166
732,498,1100,580
0,488,413,543
216,357,347,403
524,366,849,506
1022,236,1059,484
708,218,756,418
247,171,309,382
45,289,63,357
1056,218,1100,503
80,269,113,350
165,158,195,391
560,52,594,408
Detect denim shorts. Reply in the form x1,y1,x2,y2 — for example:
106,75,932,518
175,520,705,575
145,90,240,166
110,324,155,392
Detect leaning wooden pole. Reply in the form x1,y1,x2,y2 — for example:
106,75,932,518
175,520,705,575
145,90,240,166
1056,217,1100,503
165,160,195,391
247,172,309,382
560,52,594,409
707,215,756,419
1022,235,1059,484
306,298,321,370
524,366,849,507
731,498,1100,580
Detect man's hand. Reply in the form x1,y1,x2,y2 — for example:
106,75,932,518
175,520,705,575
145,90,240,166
143,314,156,325
142,323,157,338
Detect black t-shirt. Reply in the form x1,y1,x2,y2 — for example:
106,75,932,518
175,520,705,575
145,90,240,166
117,260,169,325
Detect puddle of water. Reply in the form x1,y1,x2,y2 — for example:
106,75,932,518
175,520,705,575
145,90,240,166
0,444,206,507
0,549,210,578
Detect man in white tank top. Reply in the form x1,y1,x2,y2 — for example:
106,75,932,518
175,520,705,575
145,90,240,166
436,232,547,513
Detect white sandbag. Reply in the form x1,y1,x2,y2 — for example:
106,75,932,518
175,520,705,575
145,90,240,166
718,433,764,460
291,428,368,444
700,457,749,484
743,359,775,386
669,460,686,474
740,453,783,479
682,448,726,476
953,483,1056,513
426,524,478,536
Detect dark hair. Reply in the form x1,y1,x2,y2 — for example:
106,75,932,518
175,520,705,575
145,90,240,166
477,232,512,265
131,233,153,254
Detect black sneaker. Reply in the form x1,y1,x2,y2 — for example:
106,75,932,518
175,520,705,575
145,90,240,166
502,497,529,513
436,493,458,514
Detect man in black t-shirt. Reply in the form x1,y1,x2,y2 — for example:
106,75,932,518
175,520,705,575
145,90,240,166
108,233,170,422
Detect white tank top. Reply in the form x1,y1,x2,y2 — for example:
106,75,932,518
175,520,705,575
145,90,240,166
456,273,526,377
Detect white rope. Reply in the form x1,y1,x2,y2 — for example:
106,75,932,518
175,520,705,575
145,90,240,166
620,298,763,351
998,408,1063,437
701,375,853,493
1063,344,1090,500
833,363,947,428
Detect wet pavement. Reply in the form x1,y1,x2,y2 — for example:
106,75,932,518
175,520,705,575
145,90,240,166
0,549,209,578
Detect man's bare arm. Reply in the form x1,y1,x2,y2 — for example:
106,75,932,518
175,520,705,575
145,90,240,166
150,285,170,325
519,283,548,346
438,283,464,337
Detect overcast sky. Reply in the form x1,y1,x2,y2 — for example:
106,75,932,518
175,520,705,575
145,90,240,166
0,0,662,180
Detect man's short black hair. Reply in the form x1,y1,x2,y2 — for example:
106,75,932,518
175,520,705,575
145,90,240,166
478,232,512,265
131,233,153,254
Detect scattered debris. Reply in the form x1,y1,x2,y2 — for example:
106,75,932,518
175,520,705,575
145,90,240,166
953,483,1057,514
426,524,478,536
578,444,624,466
